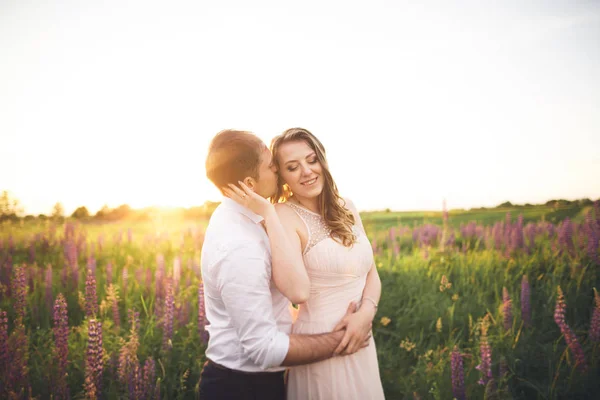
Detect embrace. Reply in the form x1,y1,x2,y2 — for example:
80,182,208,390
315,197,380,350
199,128,385,400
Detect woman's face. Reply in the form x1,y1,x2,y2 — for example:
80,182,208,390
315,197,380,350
277,140,324,200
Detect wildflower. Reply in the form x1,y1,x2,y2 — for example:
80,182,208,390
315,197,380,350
400,337,416,352
503,287,512,331
440,275,452,292
436,318,443,333
85,269,98,318
106,284,120,329
143,357,156,399
521,275,531,328
451,346,466,400
589,288,600,342
476,314,493,385
554,287,587,372
162,278,174,351
11,264,28,321
0,310,8,380
85,319,104,398
198,282,209,344
380,316,391,327
52,294,69,399
452,294,459,302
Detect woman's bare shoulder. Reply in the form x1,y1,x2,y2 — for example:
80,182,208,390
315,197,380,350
274,202,301,222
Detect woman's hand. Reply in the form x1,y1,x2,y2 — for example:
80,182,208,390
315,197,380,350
222,181,275,219
333,302,374,356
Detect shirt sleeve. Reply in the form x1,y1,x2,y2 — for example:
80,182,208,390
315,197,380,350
217,241,290,369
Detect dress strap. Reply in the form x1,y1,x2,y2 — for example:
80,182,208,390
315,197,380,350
285,202,331,255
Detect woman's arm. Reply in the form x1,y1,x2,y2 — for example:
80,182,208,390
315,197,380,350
333,197,382,355
223,182,310,304
265,204,310,303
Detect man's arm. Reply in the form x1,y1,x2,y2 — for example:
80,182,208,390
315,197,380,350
219,242,290,370
281,331,345,366
282,302,369,366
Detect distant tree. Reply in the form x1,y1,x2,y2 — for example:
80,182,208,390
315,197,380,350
94,205,111,220
0,190,23,220
497,201,513,208
52,202,65,219
71,206,90,219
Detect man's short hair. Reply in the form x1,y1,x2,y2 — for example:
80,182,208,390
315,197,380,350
205,129,266,192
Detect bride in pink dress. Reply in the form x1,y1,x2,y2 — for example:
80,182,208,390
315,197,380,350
269,127,385,400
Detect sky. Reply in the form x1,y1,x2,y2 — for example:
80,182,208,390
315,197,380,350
1,0,599,215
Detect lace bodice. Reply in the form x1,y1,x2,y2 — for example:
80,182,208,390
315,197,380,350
285,202,332,255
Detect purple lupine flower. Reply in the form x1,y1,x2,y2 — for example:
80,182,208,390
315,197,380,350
106,261,113,285
97,235,103,252
503,287,512,331
198,283,209,344
173,256,181,293
162,278,174,351
127,228,133,244
554,287,587,372
451,346,466,400
585,210,599,264
85,319,104,398
45,264,53,307
143,357,156,400
53,294,69,400
87,256,96,276
8,320,29,394
476,316,492,385
127,362,142,400
11,263,28,321
521,275,531,328
122,266,128,299
590,288,600,342
110,285,120,330
128,309,140,334
492,222,503,250
558,218,575,257
85,269,98,318
0,310,8,381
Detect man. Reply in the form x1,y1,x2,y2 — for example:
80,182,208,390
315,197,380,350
199,129,369,400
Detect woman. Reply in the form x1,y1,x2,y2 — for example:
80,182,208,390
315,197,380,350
226,127,384,399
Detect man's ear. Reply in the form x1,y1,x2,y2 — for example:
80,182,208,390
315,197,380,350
242,176,256,190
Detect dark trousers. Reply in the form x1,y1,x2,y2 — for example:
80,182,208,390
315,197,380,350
198,359,286,400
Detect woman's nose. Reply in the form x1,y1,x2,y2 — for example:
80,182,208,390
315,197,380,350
300,163,312,175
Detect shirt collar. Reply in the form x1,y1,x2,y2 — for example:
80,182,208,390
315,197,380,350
220,197,264,224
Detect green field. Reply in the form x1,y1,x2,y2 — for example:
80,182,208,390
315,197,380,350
0,202,599,399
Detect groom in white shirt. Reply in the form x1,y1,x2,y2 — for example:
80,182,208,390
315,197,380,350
199,129,368,400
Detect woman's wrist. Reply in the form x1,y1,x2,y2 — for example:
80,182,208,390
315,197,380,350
359,297,378,319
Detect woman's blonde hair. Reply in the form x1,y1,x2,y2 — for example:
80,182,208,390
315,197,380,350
270,128,356,247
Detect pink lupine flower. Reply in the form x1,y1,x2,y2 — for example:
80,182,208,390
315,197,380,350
85,269,98,318
590,288,600,342
451,346,466,400
503,287,512,331
53,294,69,399
521,275,531,328
554,287,587,373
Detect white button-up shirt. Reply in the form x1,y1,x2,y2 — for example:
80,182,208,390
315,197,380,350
201,197,292,372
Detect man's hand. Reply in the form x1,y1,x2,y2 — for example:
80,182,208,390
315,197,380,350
333,302,372,356
222,181,275,219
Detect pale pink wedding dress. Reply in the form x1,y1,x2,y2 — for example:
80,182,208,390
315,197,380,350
285,202,385,400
